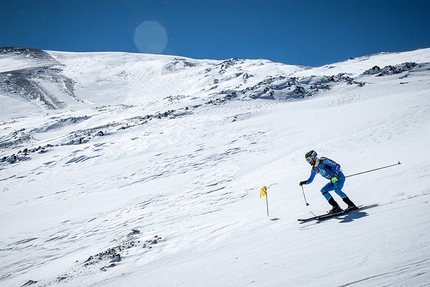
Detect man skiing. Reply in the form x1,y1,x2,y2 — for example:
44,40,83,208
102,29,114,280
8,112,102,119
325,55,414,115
299,150,357,213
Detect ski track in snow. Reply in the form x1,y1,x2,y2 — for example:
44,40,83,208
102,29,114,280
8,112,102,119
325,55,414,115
1,48,430,286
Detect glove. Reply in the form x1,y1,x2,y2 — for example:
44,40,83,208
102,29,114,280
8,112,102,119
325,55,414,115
299,181,307,186
331,174,338,183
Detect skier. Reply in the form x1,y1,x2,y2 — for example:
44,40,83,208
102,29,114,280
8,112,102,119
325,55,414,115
299,150,357,213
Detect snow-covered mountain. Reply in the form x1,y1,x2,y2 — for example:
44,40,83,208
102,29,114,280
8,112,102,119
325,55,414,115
1,46,430,287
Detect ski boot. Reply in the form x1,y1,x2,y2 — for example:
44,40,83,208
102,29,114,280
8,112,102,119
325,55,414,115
328,198,343,214
343,197,358,211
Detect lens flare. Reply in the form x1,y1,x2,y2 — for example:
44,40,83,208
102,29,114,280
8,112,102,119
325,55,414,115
134,21,167,54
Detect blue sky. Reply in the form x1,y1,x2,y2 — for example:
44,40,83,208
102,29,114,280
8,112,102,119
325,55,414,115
1,0,429,66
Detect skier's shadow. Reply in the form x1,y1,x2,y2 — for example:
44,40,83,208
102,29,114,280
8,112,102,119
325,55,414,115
339,211,369,223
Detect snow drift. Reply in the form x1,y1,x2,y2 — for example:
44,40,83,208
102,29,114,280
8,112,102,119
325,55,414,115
1,47,430,287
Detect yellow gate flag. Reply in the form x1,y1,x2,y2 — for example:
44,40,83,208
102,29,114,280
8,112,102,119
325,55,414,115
260,186,267,198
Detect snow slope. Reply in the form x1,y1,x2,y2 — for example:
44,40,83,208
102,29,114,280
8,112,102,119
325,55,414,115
1,47,430,287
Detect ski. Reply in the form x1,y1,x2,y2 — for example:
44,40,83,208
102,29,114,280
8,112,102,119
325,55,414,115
298,204,379,223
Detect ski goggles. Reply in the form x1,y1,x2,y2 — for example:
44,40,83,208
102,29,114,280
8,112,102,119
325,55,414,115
306,157,314,162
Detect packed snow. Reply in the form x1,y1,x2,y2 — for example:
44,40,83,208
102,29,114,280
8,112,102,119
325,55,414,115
1,46,430,287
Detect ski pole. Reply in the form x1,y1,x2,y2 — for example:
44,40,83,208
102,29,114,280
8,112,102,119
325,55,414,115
345,161,401,178
301,185,310,206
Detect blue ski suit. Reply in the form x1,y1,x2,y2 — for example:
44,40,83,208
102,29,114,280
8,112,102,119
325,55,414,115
304,157,347,200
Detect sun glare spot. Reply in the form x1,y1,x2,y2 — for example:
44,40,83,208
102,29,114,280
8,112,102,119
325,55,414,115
134,21,167,54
